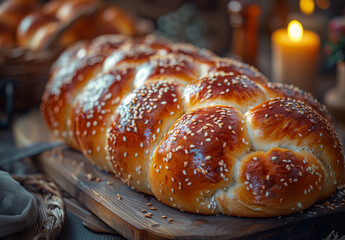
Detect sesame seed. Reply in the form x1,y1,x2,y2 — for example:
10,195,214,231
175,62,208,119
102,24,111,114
86,173,94,181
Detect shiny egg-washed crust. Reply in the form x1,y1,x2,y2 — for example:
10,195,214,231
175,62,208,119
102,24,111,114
0,0,39,30
72,68,135,171
207,57,268,84
102,41,157,72
54,0,99,23
107,82,184,194
245,98,344,199
183,72,267,113
262,82,331,121
41,54,106,148
217,148,325,217
16,12,60,49
133,53,199,89
150,106,251,214
42,34,344,217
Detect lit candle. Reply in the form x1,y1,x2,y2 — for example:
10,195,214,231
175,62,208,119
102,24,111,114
271,20,320,95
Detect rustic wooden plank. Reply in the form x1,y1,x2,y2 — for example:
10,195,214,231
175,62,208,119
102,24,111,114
13,110,345,240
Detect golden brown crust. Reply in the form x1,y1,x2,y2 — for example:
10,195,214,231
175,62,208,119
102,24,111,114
139,35,172,51
262,82,331,121
207,57,268,84
43,35,345,217
107,82,184,194
216,147,324,217
150,106,250,214
16,11,60,49
133,53,199,88
0,0,39,29
51,34,128,73
183,72,267,113
168,43,215,64
42,0,65,16
87,34,130,55
41,54,105,147
245,98,343,199
72,68,135,171
50,40,89,74
95,6,135,36
103,41,158,72
55,0,99,23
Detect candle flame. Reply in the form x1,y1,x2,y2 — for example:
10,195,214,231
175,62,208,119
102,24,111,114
288,20,304,42
300,0,315,15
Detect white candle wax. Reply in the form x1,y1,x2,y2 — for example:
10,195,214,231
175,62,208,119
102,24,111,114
271,25,320,95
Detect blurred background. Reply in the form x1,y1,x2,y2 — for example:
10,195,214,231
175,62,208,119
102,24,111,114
1,1,345,239
1,0,345,122
112,0,345,76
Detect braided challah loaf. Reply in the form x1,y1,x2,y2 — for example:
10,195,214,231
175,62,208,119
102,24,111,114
41,34,345,217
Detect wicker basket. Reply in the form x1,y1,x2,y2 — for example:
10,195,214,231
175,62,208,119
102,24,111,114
0,47,62,110
4,174,65,240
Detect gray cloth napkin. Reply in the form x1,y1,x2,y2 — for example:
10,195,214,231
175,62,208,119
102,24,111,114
0,170,38,238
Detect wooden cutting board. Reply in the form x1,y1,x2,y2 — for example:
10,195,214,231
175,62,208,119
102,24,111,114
13,110,345,240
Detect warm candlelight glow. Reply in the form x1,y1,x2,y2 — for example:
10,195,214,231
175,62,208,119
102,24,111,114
300,0,315,15
272,20,320,95
288,20,304,42
315,0,330,10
